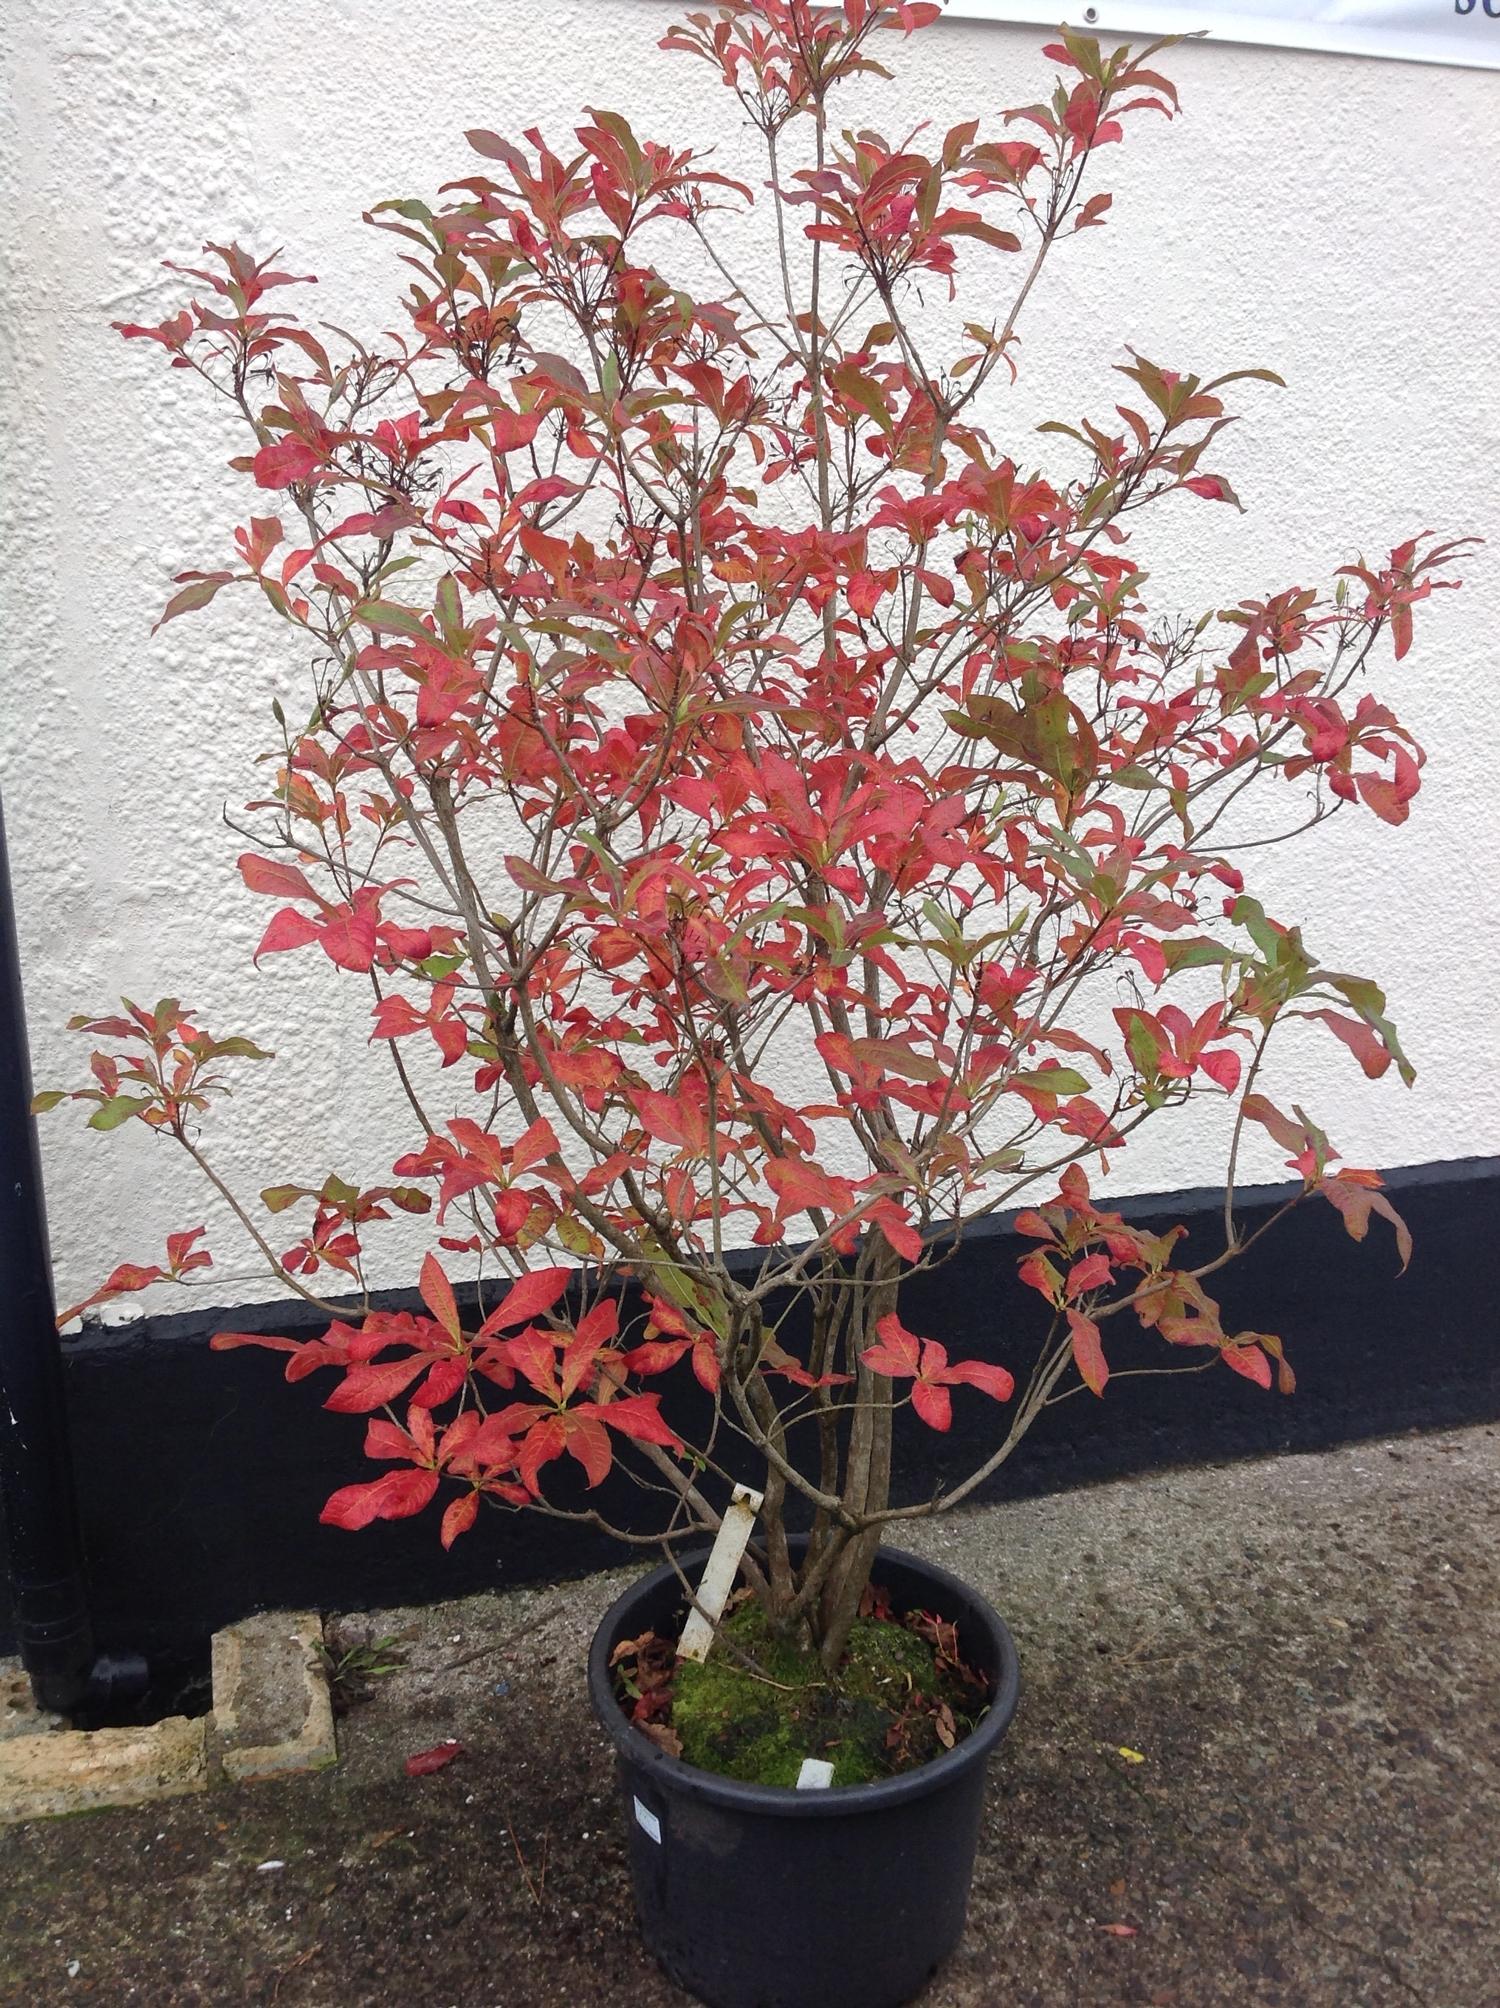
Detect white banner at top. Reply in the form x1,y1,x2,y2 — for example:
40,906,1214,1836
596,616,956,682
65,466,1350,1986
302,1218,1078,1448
941,2,1500,70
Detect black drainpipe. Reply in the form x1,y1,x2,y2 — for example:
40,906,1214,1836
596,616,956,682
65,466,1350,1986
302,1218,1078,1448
0,788,146,1715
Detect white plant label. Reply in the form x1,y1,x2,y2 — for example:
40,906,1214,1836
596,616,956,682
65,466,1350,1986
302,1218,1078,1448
796,1758,836,1790
633,1796,662,1844
676,1484,765,1664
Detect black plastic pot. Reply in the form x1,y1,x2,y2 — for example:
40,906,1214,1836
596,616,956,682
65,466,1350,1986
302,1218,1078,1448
587,1538,1021,2008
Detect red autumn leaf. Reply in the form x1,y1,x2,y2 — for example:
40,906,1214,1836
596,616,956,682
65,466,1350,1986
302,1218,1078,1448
210,1328,306,1358
599,1392,684,1452
370,994,428,1041
864,1198,923,1263
1312,1010,1391,1081
253,907,322,962
861,1320,1012,1429
1220,1341,1272,1388
317,904,379,972
1198,1047,1241,1092
323,1356,430,1413
1065,1251,1112,1298
320,1466,439,1529
689,1336,722,1394
478,1267,570,1333
625,1339,689,1377
1318,1174,1413,1271
165,1226,212,1274
942,1358,1015,1403
847,570,885,617
1018,1251,1064,1304
492,1189,533,1241
1182,475,1238,505
510,1117,560,1177
410,1356,468,1409
911,1378,953,1431
365,1416,421,1461
562,1413,614,1493
419,1251,461,1343
404,1739,464,1776
1068,1309,1109,1396
519,1408,613,1490
440,1492,480,1549
489,408,542,453
252,438,322,488
379,923,435,963
56,1260,165,1326
765,1155,855,1218
862,1315,922,1379
1356,748,1421,824
238,852,317,901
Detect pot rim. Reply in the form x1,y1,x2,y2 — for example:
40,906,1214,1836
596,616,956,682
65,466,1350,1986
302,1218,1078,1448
587,1538,1021,1819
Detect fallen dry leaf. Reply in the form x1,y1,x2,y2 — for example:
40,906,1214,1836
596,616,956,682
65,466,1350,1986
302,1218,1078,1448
638,1721,684,1759
405,1739,464,1776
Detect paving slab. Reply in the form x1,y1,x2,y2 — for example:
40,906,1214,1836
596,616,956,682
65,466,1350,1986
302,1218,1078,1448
212,1612,336,1784
0,1715,207,1825
0,1423,1495,2006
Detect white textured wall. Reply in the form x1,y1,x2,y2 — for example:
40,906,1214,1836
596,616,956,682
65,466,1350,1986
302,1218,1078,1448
3,0,1497,1317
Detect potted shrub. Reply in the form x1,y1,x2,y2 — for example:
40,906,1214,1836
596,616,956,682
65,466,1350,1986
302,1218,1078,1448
39,4,1469,2003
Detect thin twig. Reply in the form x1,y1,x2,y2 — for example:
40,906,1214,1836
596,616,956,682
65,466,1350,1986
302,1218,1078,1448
442,1601,567,1674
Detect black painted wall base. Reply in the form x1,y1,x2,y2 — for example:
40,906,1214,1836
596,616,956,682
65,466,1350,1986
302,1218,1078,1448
2,1157,1496,1657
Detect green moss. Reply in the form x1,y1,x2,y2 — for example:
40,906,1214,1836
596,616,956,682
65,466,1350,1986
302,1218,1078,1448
671,1602,977,1788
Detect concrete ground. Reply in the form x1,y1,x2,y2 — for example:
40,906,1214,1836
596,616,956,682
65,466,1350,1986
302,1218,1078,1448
1,1423,1496,2008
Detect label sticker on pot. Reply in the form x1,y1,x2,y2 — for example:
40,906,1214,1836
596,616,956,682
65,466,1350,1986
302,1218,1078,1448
633,1796,662,1845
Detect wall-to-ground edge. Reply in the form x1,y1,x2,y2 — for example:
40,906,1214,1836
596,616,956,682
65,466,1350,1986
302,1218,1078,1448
2,1157,1496,1657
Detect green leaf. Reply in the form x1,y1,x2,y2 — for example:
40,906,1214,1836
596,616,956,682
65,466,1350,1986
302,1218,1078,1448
29,1090,67,1114
1325,972,1415,1087
88,1095,152,1131
829,362,895,435
1161,939,1233,974
1228,894,1281,962
854,1038,944,1084
260,1185,308,1214
153,573,234,632
555,1215,595,1257
1123,1014,1162,1081
1009,1067,1089,1098
434,574,462,636
1203,365,1287,394
200,1036,274,1062
353,599,431,641
371,197,435,226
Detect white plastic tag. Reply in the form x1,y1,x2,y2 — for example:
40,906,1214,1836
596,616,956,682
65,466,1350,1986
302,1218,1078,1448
796,1758,835,1790
677,1484,765,1663
633,1795,662,1844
